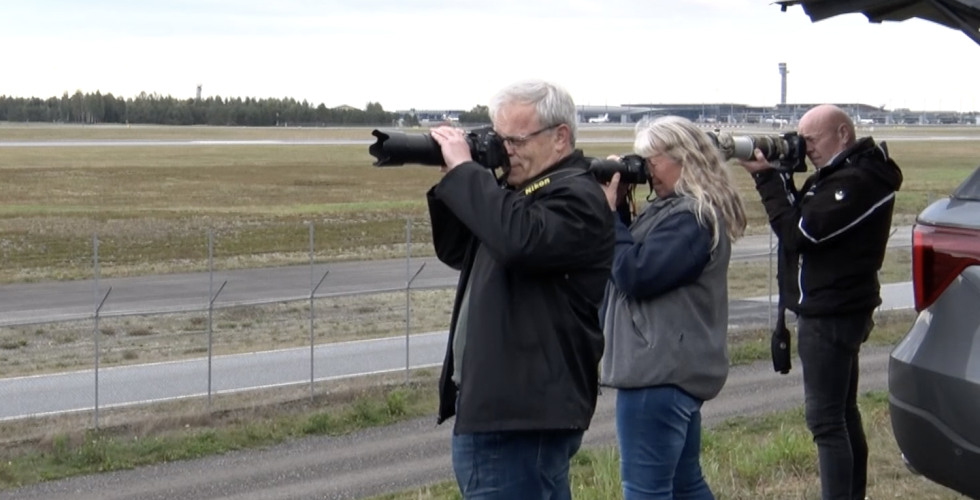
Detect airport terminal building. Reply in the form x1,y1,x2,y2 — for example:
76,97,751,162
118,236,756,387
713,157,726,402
575,103,976,126
399,103,977,127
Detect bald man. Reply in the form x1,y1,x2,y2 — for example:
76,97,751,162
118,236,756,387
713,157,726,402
739,104,903,500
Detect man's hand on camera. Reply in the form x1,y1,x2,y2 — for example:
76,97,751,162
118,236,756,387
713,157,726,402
430,126,473,173
738,149,776,174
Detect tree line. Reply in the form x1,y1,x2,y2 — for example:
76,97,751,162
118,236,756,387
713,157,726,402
0,91,492,127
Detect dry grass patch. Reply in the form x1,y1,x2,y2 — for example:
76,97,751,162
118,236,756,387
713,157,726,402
0,288,457,377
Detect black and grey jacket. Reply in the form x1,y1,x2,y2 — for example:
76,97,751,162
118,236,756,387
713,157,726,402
754,137,904,317
428,150,615,434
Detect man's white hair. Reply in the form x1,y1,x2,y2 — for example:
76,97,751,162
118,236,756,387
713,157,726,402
489,79,578,146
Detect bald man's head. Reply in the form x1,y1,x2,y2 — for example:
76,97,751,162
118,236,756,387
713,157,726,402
798,104,857,169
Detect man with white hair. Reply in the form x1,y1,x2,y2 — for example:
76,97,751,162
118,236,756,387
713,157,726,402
426,79,615,499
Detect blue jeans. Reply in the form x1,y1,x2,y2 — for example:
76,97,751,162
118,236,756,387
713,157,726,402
797,311,874,500
616,385,715,500
451,429,584,500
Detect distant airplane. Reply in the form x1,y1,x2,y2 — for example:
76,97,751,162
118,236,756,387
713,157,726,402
588,113,610,124
856,115,874,125
764,116,788,126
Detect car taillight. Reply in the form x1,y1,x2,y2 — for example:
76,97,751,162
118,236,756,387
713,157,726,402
912,223,980,311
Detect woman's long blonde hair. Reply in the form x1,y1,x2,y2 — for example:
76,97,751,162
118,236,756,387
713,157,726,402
633,115,747,249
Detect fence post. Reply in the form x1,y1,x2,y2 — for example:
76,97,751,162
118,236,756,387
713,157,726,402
406,218,410,383
405,218,425,383
308,222,329,402
206,229,227,411
208,229,212,408
92,233,99,429
93,286,112,430
207,279,227,411
310,222,314,402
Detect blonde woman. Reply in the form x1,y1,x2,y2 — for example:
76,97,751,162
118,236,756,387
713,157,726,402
599,115,747,500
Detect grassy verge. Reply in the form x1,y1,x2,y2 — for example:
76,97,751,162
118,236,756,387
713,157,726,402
0,310,916,491
0,368,441,490
0,133,972,283
374,391,968,500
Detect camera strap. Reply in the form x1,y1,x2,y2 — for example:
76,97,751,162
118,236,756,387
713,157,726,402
518,168,588,197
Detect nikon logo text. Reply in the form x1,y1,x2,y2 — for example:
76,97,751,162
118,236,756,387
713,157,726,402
524,178,550,195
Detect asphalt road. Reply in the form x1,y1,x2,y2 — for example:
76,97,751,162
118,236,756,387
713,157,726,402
0,345,895,500
0,332,444,421
0,227,912,327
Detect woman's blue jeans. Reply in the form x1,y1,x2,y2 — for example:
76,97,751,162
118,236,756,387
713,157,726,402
616,385,715,500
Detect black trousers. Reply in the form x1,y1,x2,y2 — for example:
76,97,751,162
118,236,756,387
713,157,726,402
797,310,875,500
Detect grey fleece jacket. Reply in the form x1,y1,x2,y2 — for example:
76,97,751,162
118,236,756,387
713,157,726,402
599,195,732,402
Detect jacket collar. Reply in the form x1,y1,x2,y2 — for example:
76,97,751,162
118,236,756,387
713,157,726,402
817,137,876,179
510,149,586,192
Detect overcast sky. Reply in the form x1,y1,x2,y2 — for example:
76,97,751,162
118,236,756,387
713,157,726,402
3,0,978,112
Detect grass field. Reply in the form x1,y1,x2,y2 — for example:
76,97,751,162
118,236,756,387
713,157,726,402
0,124,975,284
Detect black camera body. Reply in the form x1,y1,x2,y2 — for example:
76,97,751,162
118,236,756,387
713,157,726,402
369,127,510,170
587,155,649,185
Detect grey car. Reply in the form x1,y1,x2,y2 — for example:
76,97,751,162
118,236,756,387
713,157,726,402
775,1,980,498
889,166,980,499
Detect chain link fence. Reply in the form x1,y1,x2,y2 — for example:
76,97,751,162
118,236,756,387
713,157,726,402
0,218,916,428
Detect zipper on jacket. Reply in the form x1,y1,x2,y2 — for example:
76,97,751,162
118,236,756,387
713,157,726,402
797,254,805,306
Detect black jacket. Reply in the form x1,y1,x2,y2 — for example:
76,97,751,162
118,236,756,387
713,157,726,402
754,137,904,317
427,150,615,434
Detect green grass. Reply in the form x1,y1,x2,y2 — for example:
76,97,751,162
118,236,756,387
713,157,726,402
0,310,917,491
0,377,440,490
371,389,968,500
